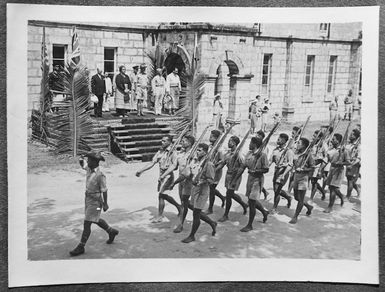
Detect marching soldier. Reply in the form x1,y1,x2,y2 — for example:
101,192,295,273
323,133,350,213
216,135,248,222
232,137,269,232
204,130,226,214
289,138,315,224
171,143,217,243
345,128,361,200
135,135,182,223
309,129,327,202
69,152,119,256
269,133,293,214
162,135,196,233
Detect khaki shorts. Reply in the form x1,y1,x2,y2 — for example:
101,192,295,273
245,175,264,200
191,184,209,209
84,193,102,222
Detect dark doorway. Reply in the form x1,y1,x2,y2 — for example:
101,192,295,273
164,53,186,76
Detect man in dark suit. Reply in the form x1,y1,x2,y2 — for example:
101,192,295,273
91,68,106,117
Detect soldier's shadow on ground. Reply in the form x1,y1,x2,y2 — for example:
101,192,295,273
27,194,361,260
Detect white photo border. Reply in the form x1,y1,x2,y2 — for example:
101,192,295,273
7,4,379,287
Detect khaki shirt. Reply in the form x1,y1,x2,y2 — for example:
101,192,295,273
84,166,107,194
152,146,176,175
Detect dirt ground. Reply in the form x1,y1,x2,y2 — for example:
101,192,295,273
27,121,361,260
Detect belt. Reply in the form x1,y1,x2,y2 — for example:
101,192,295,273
155,85,164,87
170,85,179,87
248,171,263,177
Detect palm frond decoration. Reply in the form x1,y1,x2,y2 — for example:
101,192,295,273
54,64,94,155
53,26,94,156
177,70,206,134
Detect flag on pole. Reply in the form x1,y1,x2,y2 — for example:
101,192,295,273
41,27,49,72
71,26,80,65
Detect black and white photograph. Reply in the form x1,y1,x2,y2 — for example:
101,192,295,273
7,4,379,287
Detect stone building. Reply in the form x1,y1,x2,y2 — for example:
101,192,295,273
28,21,362,135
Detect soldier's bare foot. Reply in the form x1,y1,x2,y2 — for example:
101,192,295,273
289,217,297,224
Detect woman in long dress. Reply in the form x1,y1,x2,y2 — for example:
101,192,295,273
114,65,131,117
212,94,224,130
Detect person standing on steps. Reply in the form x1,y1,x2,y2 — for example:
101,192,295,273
91,68,106,118
136,63,148,116
135,135,182,223
103,72,112,113
232,137,270,232
216,135,248,222
128,65,139,113
69,152,119,256
151,68,166,116
171,143,217,243
115,65,131,117
166,67,181,116
204,130,226,215
289,138,315,224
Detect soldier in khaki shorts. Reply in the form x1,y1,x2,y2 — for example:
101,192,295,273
70,152,119,256
172,143,217,243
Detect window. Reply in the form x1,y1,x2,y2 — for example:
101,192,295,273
304,55,315,97
52,44,67,68
320,23,330,37
104,48,116,78
327,56,337,93
261,54,272,95
359,67,362,93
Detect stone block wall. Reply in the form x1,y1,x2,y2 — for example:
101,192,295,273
28,24,145,116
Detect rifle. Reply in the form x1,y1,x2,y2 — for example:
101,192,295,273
186,123,213,163
229,128,251,167
194,121,239,184
207,121,239,162
295,115,311,144
299,129,323,169
325,117,341,146
251,120,281,171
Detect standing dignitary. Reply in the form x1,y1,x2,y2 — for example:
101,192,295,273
136,64,148,116
232,137,269,232
128,65,139,112
69,152,119,256
171,143,217,243
151,68,166,115
204,130,226,215
91,68,106,117
289,138,314,224
217,135,248,222
269,133,293,214
115,65,131,117
103,72,112,112
166,67,181,115
323,133,349,213
135,135,182,223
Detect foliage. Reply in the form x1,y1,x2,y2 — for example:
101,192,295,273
53,64,94,156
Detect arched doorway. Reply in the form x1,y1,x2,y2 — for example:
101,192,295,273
215,60,239,120
164,53,185,75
